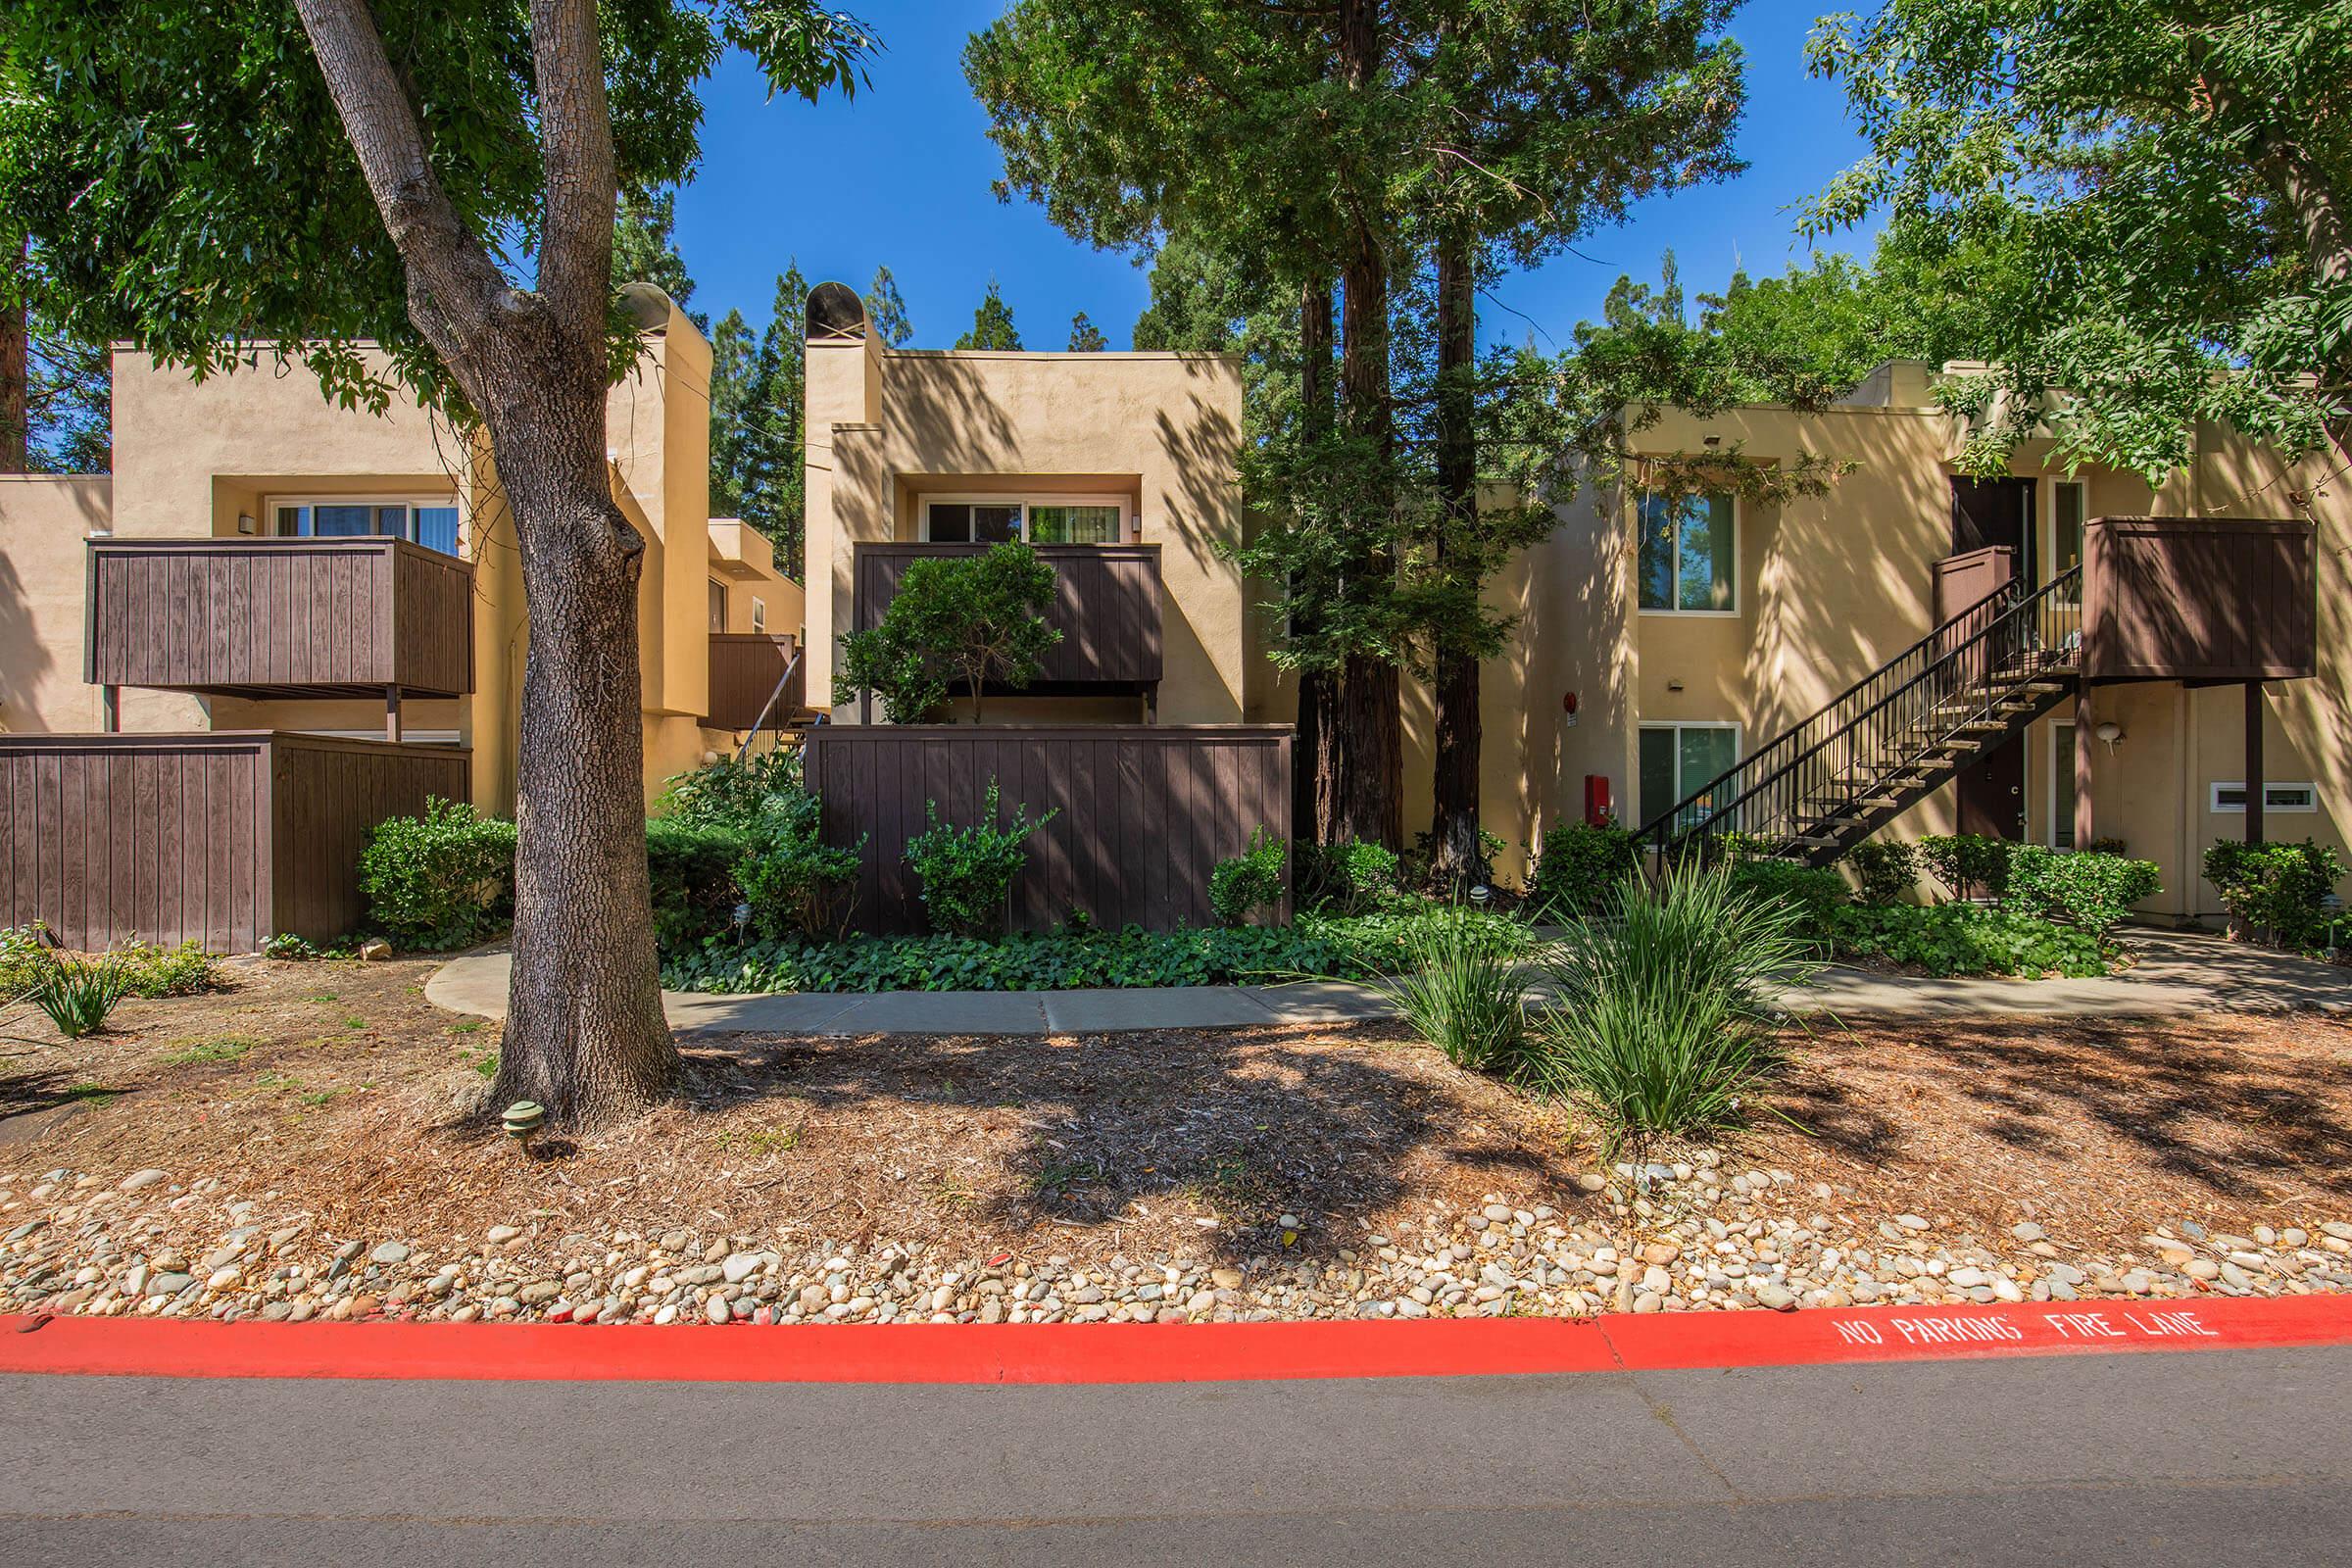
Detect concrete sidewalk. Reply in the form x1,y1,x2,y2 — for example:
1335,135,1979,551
425,928,2352,1037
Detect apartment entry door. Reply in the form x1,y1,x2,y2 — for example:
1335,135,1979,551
1950,476,2034,839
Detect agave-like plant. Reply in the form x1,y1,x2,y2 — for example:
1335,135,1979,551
1527,865,1820,1158
26,953,135,1039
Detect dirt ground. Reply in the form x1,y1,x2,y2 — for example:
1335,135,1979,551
4,956,2350,1268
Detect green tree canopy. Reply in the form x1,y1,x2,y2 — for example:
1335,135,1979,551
956,279,1024,350
1066,311,1107,351
1804,0,2352,478
865,265,914,346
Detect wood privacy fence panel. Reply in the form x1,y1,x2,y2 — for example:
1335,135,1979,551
2084,516,2317,682
707,634,802,730
0,732,468,952
1930,546,2015,627
804,725,1290,934
851,544,1163,688
87,537,475,698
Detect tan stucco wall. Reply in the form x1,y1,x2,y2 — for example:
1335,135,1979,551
0,474,113,733
806,330,1252,726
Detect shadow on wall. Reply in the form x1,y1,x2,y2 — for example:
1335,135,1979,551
872,356,1023,500
1152,388,1245,715
0,477,110,733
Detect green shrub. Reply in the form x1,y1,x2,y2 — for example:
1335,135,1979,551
654,748,803,832
111,939,217,997
735,788,862,941
27,953,133,1038
1350,906,1529,1073
1724,858,1847,936
2203,839,2346,952
1528,867,1817,1155
0,924,52,996
904,780,1056,938
2002,846,2160,941
1916,834,2016,902
662,907,1534,995
645,818,751,949
1296,838,1403,914
357,798,517,951
1832,905,2106,977
1841,839,1916,907
1209,826,1287,926
1529,820,1639,918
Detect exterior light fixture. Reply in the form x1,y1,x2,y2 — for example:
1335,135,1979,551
503,1101,546,1152
1468,884,1493,906
2094,721,2124,748
732,902,753,941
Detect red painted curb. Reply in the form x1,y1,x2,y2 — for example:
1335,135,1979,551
1,1295,2345,1385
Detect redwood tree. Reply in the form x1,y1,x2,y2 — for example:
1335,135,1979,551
0,0,873,1125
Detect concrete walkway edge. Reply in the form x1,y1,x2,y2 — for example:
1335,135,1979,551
425,928,2351,1037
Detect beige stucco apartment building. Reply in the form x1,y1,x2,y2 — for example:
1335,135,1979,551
0,303,799,814
3,279,2342,943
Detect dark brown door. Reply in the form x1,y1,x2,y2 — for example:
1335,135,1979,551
1957,737,2027,839
1950,476,2036,585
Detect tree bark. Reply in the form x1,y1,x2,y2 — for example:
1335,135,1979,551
1329,0,1402,852
1295,274,1335,841
1428,224,1482,885
0,234,26,473
296,0,679,1127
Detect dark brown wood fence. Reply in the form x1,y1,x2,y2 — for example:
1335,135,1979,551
86,537,475,698
0,731,470,952
851,543,1162,691
2083,516,2317,682
803,724,1291,934
707,634,802,730
1930,545,2015,626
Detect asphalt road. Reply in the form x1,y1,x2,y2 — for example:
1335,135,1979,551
1,1345,2346,1566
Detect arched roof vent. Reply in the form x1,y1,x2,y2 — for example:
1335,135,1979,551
807,281,867,342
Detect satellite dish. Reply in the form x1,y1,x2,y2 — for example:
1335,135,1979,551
807,281,867,341
617,281,673,331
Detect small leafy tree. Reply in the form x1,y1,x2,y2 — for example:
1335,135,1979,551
904,781,1058,938
834,541,1062,722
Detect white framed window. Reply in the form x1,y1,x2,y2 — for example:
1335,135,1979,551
1637,490,1738,613
751,597,767,634
1639,721,1740,826
919,493,1131,546
270,495,462,557
2211,781,2318,813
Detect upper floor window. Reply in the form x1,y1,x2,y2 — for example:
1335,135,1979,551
751,597,767,634
271,496,461,557
1638,491,1737,613
708,578,727,632
922,494,1128,546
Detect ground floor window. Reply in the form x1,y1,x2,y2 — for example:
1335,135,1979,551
271,497,462,557
1639,722,1739,827
921,494,1128,545
2211,781,2318,812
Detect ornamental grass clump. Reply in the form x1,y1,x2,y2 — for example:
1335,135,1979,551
1528,866,1819,1157
1353,906,1532,1074
25,953,134,1038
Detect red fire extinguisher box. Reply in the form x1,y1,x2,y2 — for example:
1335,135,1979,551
1584,774,1611,827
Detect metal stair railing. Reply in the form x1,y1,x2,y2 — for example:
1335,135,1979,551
1639,564,2082,867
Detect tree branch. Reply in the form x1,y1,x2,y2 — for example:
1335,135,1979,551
528,0,619,343
291,0,514,355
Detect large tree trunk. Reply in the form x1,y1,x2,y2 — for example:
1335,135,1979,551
298,0,680,1127
1295,274,1335,841
1330,0,1402,851
0,234,26,473
1428,226,1483,885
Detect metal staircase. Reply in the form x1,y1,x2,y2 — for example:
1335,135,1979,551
1640,564,2083,868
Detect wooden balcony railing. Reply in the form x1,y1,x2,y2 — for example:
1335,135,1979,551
707,633,803,730
851,542,1163,692
2082,516,2316,682
85,536,475,699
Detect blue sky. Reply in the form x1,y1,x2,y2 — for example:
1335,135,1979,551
672,0,1885,353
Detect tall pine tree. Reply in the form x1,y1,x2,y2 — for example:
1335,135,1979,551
956,279,1023,350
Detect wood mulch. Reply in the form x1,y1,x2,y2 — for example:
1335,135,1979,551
4,957,2349,1265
